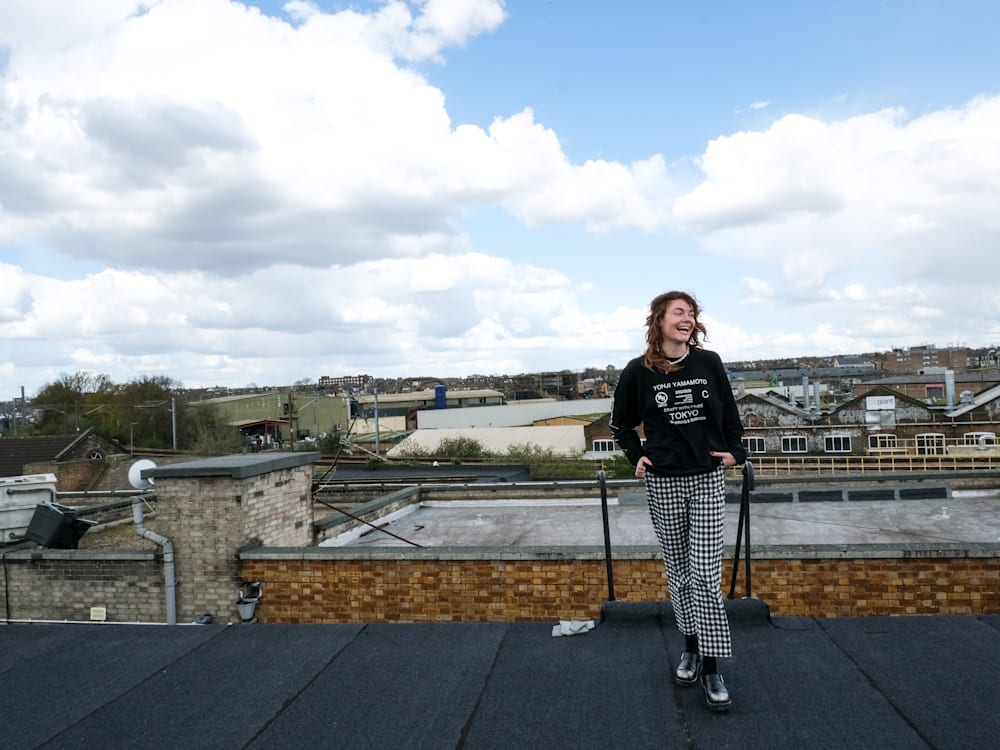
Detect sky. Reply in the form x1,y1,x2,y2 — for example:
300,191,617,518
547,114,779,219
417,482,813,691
2,0,999,398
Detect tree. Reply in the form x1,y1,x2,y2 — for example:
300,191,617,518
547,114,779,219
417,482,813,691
31,371,112,434
29,372,186,447
183,403,243,456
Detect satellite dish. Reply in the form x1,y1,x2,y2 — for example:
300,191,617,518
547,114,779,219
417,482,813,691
128,459,157,490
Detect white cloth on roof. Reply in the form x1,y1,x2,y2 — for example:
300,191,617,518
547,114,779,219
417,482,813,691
551,619,596,637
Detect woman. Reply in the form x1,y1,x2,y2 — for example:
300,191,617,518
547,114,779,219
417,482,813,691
610,290,745,712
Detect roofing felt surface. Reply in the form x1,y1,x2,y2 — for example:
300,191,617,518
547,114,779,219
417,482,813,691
3,599,999,749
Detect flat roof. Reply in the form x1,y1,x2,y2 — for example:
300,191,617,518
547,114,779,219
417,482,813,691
320,487,1000,553
4,603,999,748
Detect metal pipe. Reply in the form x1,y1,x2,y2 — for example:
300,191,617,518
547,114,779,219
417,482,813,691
598,470,615,601
171,397,177,450
132,498,177,624
728,461,754,599
56,490,149,499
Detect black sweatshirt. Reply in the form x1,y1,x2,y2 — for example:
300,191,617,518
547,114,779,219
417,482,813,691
610,347,746,476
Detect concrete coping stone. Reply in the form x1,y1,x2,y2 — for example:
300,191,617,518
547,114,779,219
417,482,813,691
144,451,321,481
239,541,1000,562
3,549,159,561
12,541,999,562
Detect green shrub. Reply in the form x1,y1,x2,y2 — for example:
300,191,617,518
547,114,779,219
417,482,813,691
436,436,488,461
318,432,342,455
597,454,635,479
503,443,592,479
392,437,429,458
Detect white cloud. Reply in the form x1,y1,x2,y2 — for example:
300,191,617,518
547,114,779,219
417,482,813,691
675,98,1000,281
0,251,645,387
671,95,1000,357
0,0,663,280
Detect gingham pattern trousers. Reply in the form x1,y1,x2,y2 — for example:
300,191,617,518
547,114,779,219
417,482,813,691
645,465,732,657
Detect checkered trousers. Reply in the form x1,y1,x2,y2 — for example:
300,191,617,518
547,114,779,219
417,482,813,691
645,465,732,657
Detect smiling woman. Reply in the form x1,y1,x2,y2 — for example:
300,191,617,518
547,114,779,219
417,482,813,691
610,289,746,712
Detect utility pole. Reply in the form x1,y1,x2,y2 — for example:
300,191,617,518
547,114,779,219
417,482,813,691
373,384,380,456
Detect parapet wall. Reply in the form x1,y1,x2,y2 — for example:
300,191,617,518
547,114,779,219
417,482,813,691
239,546,1000,623
4,545,996,624
1,550,165,622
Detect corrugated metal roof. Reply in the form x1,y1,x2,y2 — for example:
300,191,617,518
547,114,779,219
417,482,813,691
944,383,1000,417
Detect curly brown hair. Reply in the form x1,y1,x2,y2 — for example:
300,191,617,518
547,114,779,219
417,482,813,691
642,290,707,372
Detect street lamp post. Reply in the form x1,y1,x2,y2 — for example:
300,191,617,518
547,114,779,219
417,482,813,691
373,385,381,456
136,399,178,450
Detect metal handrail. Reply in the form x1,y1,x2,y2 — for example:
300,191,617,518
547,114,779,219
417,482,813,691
728,461,754,599
598,470,615,602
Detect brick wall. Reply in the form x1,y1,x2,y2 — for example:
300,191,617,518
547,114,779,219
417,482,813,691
4,549,996,625
26,458,105,491
238,553,1000,624
1,551,165,622
760,557,999,617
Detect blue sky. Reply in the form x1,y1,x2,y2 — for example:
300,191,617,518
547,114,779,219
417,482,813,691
2,0,999,397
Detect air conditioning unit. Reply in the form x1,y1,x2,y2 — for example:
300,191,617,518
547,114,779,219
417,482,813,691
0,474,57,543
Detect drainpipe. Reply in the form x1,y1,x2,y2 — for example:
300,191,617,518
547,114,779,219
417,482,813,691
132,498,177,625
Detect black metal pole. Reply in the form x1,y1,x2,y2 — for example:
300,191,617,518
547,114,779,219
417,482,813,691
742,461,754,597
727,491,745,599
598,470,615,601
728,461,754,599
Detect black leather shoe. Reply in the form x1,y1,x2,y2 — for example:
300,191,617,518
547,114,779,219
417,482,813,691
674,652,701,686
701,673,731,712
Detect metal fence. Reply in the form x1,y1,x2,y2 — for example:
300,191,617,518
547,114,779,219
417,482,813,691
748,453,999,475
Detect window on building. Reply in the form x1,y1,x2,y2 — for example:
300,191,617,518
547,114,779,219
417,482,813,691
925,384,944,402
781,435,807,453
915,433,945,455
824,435,852,453
592,439,617,452
742,436,765,455
868,434,898,451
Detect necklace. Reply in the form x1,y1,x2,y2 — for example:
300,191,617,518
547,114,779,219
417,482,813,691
666,346,690,366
